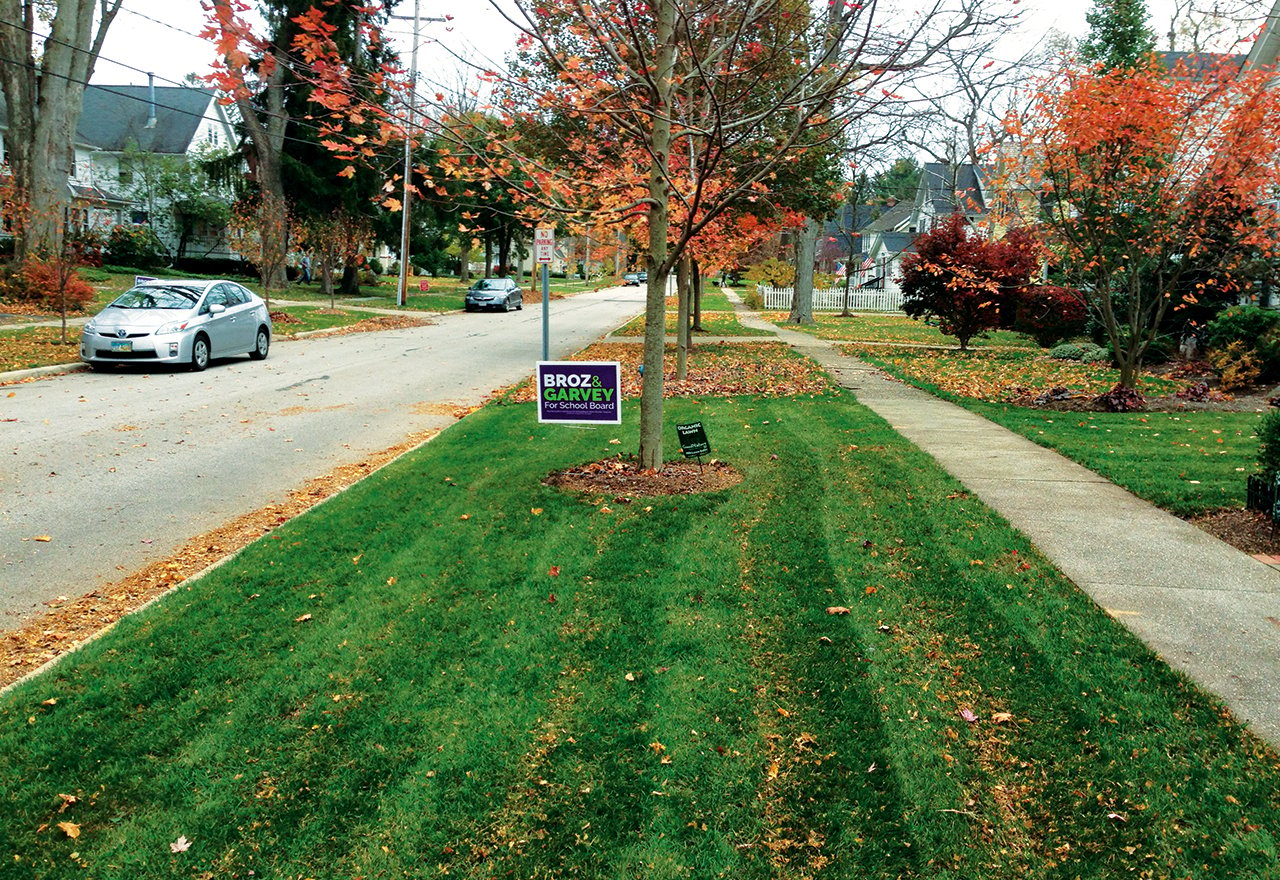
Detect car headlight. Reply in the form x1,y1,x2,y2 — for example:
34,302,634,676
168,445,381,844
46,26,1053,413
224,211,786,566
155,320,190,335
83,320,96,334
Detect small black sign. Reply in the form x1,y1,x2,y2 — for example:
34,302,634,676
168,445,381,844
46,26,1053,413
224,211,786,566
676,421,710,458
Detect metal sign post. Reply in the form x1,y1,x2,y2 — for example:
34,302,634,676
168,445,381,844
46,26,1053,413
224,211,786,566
535,227,554,361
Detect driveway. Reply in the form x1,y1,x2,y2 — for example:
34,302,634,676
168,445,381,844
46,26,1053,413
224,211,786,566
0,286,644,629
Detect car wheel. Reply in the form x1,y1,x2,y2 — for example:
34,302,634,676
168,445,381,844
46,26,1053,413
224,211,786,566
190,335,211,372
517,297,523,310
249,327,270,360
505,297,515,312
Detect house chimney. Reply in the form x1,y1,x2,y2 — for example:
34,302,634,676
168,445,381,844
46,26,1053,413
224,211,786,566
145,73,157,129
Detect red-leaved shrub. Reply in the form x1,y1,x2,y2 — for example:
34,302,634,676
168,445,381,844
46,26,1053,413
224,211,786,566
1014,284,1088,348
1,260,97,312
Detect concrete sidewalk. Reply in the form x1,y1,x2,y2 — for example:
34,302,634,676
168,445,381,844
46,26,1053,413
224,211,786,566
733,302,1280,748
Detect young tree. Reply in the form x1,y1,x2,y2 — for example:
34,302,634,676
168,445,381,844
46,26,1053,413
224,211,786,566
898,212,1039,349
0,0,124,262
1000,58,1280,396
448,0,989,468
1079,0,1157,69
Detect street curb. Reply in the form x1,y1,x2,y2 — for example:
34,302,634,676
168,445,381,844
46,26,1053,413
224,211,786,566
0,362,88,384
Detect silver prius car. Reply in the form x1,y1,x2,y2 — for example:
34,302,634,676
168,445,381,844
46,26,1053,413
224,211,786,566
81,279,273,372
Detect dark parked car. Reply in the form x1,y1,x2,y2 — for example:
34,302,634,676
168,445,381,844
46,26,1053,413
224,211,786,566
623,272,641,286
464,278,522,312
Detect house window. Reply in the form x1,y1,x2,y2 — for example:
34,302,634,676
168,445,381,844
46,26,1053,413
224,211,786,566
131,210,148,224
119,168,134,185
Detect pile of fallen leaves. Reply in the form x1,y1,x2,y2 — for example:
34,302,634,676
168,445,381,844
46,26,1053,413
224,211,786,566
544,454,743,498
0,428,441,690
0,327,81,374
508,342,830,402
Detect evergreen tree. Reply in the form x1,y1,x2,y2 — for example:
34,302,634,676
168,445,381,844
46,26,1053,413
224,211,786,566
1079,0,1156,70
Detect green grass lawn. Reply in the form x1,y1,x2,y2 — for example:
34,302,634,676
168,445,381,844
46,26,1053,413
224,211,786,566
955,402,1260,516
614,310,775,337
4,394,1280,878
852,348,1254,516
270,306,411,337
762,312,1042,348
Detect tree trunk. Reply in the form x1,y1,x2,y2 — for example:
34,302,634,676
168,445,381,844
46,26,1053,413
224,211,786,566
484,233,493,277
459,241,472,281
637,0,677,471
692,257,704,331
787,218,820,325
676,254,691,380
0,0,123,262
498,227,512,277
340,264,359,295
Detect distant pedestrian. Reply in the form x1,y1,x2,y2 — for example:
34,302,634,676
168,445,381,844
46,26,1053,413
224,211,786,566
299,253,312,284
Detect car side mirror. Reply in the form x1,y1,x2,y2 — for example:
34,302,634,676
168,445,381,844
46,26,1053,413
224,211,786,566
209,303,226,315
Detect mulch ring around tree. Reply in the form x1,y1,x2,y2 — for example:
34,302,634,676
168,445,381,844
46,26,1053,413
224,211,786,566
544,455,743,498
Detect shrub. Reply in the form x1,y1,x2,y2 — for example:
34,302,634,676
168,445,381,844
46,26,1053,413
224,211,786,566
1014,284,1088,347
750,257,796,288
1208,340,1263,391
368,258,384,276
742,286,764,310
0,259,96,312
1096,384,1145,412
1050,343,1086,360
1204,305,1280,353
1258,410,1280,478
105,224,169,270
1049,341,1106,361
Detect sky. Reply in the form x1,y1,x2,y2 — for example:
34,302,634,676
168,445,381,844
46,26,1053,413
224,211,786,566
92,0,1176,91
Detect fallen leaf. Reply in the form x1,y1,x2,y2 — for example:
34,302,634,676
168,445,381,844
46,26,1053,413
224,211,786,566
959,708,978,723
170,835,192,853
530,508,543,515
57,822,80,839
599,506,613,514
776,707,790,717
33,535,52,543
548,565,561,577
608,438,621,444
826,606,851,615
624,672,636,682
992,712,1015,724
459,514,471,520
1107,812,1127,822
766,761,779,780
1225,794,1241,805
294,613,313,623
42,698,57,706
386,576,397,586
817,636,833,646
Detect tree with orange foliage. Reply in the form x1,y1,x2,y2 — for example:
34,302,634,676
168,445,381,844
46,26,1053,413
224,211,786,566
439,0,989,468
1000,57,1280,403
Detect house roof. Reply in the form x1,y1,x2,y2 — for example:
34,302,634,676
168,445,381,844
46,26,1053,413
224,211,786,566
70,182,131,206
75,85,216,154
1158,51,1247,79
1245,0,1280,71
920,162,986,215
863,200,913,233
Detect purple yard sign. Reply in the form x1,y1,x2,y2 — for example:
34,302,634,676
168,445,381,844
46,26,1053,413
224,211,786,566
536,361,622,424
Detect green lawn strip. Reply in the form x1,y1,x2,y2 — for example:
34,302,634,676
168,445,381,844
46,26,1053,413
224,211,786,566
269,305,409,336
761,312,1041,349
853,347,1258,516
614,311,774,337
3,396,1280,877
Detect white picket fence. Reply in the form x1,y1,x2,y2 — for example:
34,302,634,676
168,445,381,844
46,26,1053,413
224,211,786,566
760,284,905,313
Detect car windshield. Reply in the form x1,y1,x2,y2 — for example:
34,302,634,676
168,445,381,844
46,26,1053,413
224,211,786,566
471,280,506,290
109,287,200,310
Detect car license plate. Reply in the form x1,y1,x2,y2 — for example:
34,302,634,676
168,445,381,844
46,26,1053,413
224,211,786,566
110,340,132,352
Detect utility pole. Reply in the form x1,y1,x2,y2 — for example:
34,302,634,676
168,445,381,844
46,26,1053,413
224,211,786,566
392,1,449,307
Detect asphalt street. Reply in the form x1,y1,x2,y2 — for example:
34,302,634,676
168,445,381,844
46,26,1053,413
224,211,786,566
0,286,645,630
